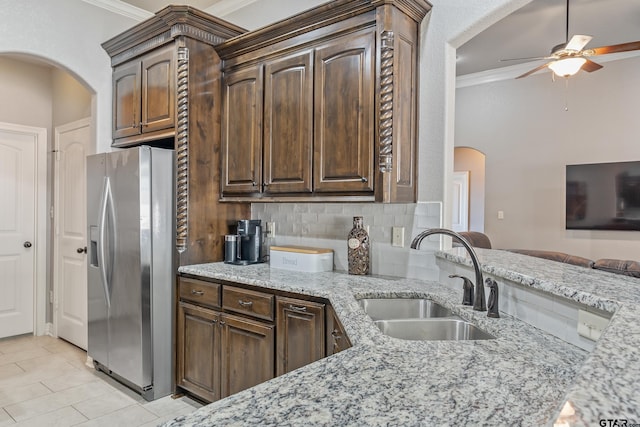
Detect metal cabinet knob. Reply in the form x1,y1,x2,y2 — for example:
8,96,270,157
23,241,32,248
77,247,87,254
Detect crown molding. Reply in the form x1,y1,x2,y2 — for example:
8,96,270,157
457,50,640,89
81,0,152,21
204,0,259,17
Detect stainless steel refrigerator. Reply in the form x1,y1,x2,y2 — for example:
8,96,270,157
87,146,174,401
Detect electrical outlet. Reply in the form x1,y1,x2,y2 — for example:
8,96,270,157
266,222,275,237
392,226,404,247
497,210,505,220
577,309,610,341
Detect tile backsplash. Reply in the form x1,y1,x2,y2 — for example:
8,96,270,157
251,201,442,279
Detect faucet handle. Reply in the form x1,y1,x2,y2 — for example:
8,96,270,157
449,274,474,306
485,278,500,318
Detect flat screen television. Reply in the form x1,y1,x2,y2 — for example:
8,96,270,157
566,161,640,231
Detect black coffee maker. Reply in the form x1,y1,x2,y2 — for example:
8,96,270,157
224,219,263,265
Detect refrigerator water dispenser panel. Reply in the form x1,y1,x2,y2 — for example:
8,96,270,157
89,226,99,267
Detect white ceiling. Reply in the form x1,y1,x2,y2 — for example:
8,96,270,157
116,0,640,77
457,0,640,76
123,0,223,12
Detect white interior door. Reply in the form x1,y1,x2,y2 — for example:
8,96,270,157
452,171,470,232
0,128,37,338
54,119,90,349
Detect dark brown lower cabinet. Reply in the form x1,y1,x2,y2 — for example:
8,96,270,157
220,313,274,397
176,301,221,402
276,297,325,376
177,277,349,403
177,301,274,402
326,305,352,355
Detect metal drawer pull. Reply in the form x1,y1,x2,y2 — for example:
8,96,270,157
191,290,204,296
238,300,253,307
331,330,342,340
288,304,307,312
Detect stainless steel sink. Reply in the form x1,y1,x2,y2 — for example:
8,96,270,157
358,298,454,321
375,318,495,341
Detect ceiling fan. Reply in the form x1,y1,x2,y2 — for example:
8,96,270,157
512,0,640,79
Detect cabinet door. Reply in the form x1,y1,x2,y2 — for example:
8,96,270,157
222,66,264,194
141,45,176,134
276,297,325,376
326,305,351,356
263,51,313,194
220,312,274,398
112,61,141,139
176,302,221,402
314,30,375,193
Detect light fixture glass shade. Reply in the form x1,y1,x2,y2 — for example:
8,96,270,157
548,57,587,77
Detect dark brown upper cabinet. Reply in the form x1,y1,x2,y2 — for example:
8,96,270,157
217,0,431,202
102,6,250,266
313,30,375,193
222,66,264,194
264,51,314,194
112,45,175,140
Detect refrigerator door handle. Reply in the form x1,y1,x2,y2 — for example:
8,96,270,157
97,177,112,308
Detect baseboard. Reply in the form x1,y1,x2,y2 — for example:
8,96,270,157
44,322,55,337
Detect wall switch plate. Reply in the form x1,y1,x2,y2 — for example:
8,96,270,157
497,211,505,220
392,227,404,248
577,309,610,341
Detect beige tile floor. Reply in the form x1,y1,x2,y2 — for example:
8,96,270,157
0,335,201,426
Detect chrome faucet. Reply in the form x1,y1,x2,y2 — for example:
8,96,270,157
410,228,486,312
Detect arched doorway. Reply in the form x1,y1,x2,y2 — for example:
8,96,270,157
0,54,93,347
453,147,486,232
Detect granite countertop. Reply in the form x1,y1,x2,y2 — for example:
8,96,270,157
437,248,640,426
161,247,638,427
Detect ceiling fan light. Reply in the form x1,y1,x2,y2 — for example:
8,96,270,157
548,57,587,77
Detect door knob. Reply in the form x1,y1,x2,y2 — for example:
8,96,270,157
23,241,32,248
77,247,87,254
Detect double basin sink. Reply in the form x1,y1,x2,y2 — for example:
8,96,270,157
358,298,495,341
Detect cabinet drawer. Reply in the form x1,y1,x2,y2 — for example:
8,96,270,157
179,278,221,308
222,286,274,321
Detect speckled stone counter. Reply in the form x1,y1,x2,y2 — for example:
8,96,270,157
437,248,640,426
163,254,599,427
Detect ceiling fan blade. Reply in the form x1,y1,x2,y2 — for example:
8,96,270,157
565,35,592,51
516,62,552,79
582,58,603,73
500,56,549,62
587,41,640,56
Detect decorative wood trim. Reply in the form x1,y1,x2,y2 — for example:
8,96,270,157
371,0,432,23
379,30,394,173
215,0,430,61
176,46,189,253
102,5,246,66
215,0,375,59
108,32,173,67
219,195,376,203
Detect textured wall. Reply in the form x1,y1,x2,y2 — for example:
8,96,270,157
455,56,640,260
